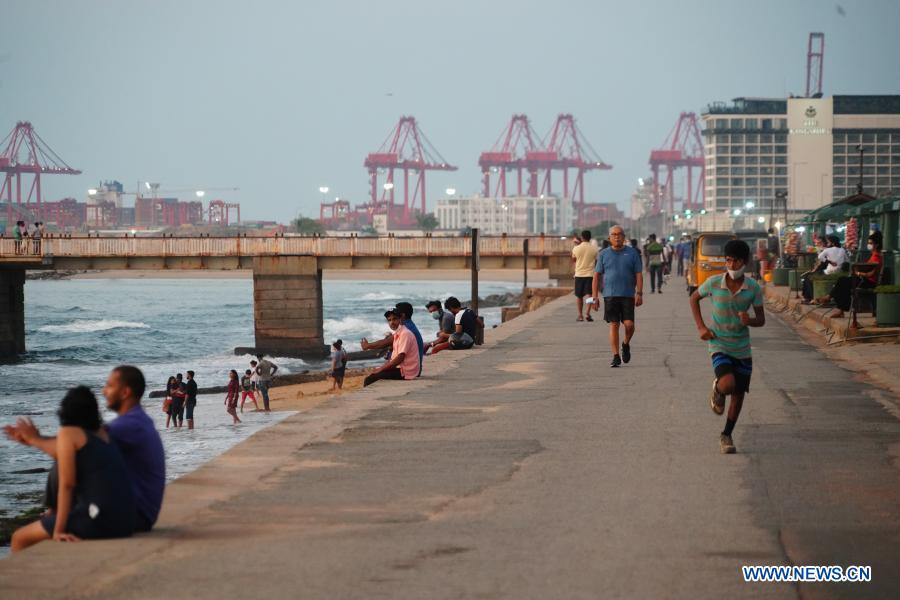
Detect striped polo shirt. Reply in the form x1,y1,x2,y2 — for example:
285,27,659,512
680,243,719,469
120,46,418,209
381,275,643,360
697,274,763,359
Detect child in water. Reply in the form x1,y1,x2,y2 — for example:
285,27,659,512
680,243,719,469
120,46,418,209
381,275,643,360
239,369,259,412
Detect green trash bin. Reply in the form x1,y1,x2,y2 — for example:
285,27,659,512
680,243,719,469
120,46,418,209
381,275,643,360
772,268,790,286
788,270,801,291
875,292,900,326
812,276,841,300
797,252,817,271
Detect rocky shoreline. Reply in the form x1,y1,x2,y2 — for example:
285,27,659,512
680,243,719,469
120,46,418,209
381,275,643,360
25,270,89,281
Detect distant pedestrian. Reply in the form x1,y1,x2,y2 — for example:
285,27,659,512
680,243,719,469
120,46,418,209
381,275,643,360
330,340,348,390
689,239,765,454
163,376,176,428
629,238,641,257
645,234,664,293
766,228,780,261
592,225,644,368
676,236,691,276
663,238,674,277
254,355,278,412
13,221,25,255
572,229,599,322
32,221,43,255
170,373,186,428
249,360,262,406
225,369,241,424
184,370,198,430
240,369,259,412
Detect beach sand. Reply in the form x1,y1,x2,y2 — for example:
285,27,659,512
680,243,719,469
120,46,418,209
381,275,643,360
265,372,367,411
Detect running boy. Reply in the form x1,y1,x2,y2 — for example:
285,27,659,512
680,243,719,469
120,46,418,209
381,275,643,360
689,239,765,454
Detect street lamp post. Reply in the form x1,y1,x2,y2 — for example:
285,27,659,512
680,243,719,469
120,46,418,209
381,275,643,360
774,190,788,259
855,144,865,194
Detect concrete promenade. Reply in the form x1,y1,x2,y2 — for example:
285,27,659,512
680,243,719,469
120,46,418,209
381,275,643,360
1,288,898,599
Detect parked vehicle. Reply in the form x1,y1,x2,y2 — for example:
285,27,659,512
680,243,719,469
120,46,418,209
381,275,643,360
685,231,736,294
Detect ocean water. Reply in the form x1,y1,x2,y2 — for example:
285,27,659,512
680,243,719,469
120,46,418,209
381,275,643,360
0,277,522,533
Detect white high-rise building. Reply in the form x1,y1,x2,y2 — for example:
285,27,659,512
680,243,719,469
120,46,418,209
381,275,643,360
435,195,574,235
701,95,900,218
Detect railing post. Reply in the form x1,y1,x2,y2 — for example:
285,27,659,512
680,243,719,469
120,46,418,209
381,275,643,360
523,238,529,290
471,228,480,315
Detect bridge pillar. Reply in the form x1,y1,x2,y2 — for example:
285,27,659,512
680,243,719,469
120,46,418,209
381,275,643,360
249,256,328,360
0,269,26,360
547,255,575,288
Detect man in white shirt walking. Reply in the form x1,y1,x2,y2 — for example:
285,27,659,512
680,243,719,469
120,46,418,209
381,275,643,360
572,230,599,322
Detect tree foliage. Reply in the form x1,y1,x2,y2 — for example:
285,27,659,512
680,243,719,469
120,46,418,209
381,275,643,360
415,212,439,231
586,220,620,241
291,215,325,235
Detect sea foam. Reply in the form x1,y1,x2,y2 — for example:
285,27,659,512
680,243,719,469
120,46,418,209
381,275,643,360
38,320,151,334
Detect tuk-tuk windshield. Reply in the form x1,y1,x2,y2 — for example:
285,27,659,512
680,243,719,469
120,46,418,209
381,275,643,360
700,235,734,257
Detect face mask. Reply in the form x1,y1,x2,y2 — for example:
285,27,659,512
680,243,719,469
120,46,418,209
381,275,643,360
867,244,874,251
431,311,441,320
727,266,746,279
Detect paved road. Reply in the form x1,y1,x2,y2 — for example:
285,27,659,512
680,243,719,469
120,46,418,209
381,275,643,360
2,285,898,599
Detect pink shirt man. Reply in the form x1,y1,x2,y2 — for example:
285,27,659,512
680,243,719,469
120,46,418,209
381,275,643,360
393,324,420,380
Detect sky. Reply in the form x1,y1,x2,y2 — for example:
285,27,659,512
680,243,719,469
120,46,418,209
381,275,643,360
1,0,899,222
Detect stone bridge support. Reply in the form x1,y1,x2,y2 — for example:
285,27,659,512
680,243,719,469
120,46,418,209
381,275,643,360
249,256,327,360
547,255,575,288
0,269,25,360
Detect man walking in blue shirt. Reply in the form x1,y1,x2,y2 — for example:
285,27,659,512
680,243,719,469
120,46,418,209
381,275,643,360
592,225,644,367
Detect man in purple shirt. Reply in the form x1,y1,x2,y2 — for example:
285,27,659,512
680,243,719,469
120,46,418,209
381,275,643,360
4,366,166,533
103,366,166,530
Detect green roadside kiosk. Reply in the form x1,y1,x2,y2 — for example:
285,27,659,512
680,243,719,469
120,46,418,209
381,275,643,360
846,196,897,284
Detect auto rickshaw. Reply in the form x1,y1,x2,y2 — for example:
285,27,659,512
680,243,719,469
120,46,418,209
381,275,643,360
685,231,737,294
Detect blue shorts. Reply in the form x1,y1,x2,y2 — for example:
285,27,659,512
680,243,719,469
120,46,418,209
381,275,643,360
711,353,753,395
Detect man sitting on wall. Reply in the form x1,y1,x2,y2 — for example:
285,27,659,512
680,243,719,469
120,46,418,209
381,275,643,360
363,309,421,387
361,302,425,375
445,296,477,350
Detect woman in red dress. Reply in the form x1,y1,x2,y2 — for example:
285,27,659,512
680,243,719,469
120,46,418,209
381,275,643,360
225,370,241,425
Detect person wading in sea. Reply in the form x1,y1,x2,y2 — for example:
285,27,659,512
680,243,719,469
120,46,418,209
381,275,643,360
184,371,198,430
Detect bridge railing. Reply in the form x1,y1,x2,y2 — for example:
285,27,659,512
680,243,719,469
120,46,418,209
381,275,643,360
0,235,572,258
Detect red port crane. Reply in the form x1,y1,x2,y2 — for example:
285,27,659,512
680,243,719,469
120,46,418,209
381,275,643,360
536,114,612,222
479,114,543,197
648,112,705,215
806,32,824,97
208,199,241,226
1,121,81,226
363,116,457,226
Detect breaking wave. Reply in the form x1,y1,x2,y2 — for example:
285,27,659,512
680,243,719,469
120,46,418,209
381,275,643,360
38,320,151,334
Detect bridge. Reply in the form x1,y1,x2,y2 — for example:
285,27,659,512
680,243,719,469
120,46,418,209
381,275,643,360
0,235,575,360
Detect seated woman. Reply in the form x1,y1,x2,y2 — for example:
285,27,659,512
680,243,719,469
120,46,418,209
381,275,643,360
816,232,884,319
10,386,136,552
